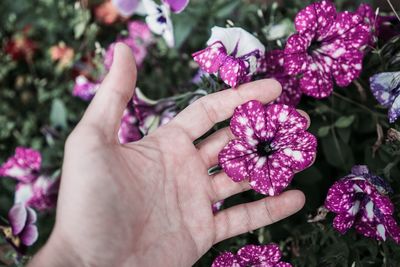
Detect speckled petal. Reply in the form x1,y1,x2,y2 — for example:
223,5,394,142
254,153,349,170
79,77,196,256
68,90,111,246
273,132,317,171
72,75,99,101
384,215,400,244
325,180,357,213
237,244,282,265
388,94,400,123
20,224,38,246
218,139,256,182
8,203,27,236
276,263,293,267
333,213,355,234
369,72,400,107
294,0,336,35
193,42,227,74
248,155,294,196
300,68,333,98
284,33,313,75
0,147,41,183
230,100,272,144
219,56,247,88
211,252,238,267
353,180,394,215
265,104,308,138
331,49,363,87
273,75,302,106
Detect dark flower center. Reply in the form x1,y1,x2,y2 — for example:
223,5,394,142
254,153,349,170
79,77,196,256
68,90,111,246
256,141,274,157
308,40,322,55
157,15,167,24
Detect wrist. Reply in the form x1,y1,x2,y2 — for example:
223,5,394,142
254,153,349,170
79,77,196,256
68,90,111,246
28,229,83,267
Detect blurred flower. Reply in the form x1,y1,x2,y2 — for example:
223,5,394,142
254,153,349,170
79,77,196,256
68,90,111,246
260,50,301,106
265,18,294,41
218,101,316,196
0,147,41,183
325,165,400,243
4,29,36,61
49,43,74,68
72,75,100,101
369,71,400,123
111,0,140,17
212,244,292,267
284,0,371,98
128,20,153,45
118,106,142,144
143,0,175,47
133,87,178,135
95,0,120,25
193,26,265,88
6,204,38,248
15,175,59,211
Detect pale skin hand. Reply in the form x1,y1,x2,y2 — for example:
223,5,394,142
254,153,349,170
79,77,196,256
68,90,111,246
29,43,308,267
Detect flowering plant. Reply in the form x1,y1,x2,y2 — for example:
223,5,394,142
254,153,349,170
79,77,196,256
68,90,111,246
1,0,400,266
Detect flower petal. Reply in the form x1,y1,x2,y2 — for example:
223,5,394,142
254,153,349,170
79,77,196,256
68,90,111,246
325,180,357,213
211,252,238,267
20,224,38,246
331,49,363,87
248,154,294,196
333,213,355,234
300,68,333,98
294,0,336,35
388,94,400,123
237,244,281,265
192,42,227,74
112,0,140,17
266,104,308,138
8,204,27,236
384,215,400,244
218,139,256,182
163,0,189,13
284,33,313,75
369,72,400,107
219,56,247,88
230,100,272,144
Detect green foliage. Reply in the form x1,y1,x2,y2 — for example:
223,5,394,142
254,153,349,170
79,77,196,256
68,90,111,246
0,0,400,266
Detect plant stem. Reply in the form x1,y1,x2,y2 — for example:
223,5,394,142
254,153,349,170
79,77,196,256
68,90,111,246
332,92,386,119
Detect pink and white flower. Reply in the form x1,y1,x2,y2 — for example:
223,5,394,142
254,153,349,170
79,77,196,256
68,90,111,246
193,26,265,88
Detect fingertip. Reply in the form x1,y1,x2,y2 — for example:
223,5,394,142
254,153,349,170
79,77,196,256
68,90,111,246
284,189,306,211
112,42,137,74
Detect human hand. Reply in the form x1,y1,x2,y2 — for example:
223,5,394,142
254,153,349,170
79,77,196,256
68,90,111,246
29,43,308,267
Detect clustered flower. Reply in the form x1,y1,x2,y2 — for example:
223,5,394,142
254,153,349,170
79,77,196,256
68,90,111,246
0,147,58,211
218,100,317,196
325,165,400,243
212,244,291,267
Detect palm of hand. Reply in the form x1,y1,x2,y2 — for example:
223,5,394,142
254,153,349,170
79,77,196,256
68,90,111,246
32,44,307,267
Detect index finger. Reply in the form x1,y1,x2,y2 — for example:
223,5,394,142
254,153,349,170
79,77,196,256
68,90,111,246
171,79,282,140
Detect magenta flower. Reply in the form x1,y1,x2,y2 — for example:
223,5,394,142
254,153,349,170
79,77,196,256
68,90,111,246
15,175,59,211
218,100,317,196
104,38,148,70
193,26,265,88
212,244,292,267
212,200,224,213
0,147,41,183
72,75,99,101
284,0,371,98
118,106,142,144
261,50,302,106
162,0,189,13
325,165,400,243
6,204,38,248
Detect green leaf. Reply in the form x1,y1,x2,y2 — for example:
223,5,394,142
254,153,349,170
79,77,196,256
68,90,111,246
215,0,240,18
321,131,354,170
318,126,330,137
50,99,67,129
334,115,355,128
172,14,197,49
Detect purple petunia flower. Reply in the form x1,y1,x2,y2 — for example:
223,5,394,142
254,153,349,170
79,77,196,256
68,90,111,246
260,50,302,106
128,20,153,46
15,175,59,211
72,75,100,101
7,204,38,247
0,147,41,183
370,71,400,123
325,165,400,243
133,87,178,135
193,26,265,88
218,100,317,196
212,244,292,267
283,0,372,98
118,106,143,144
